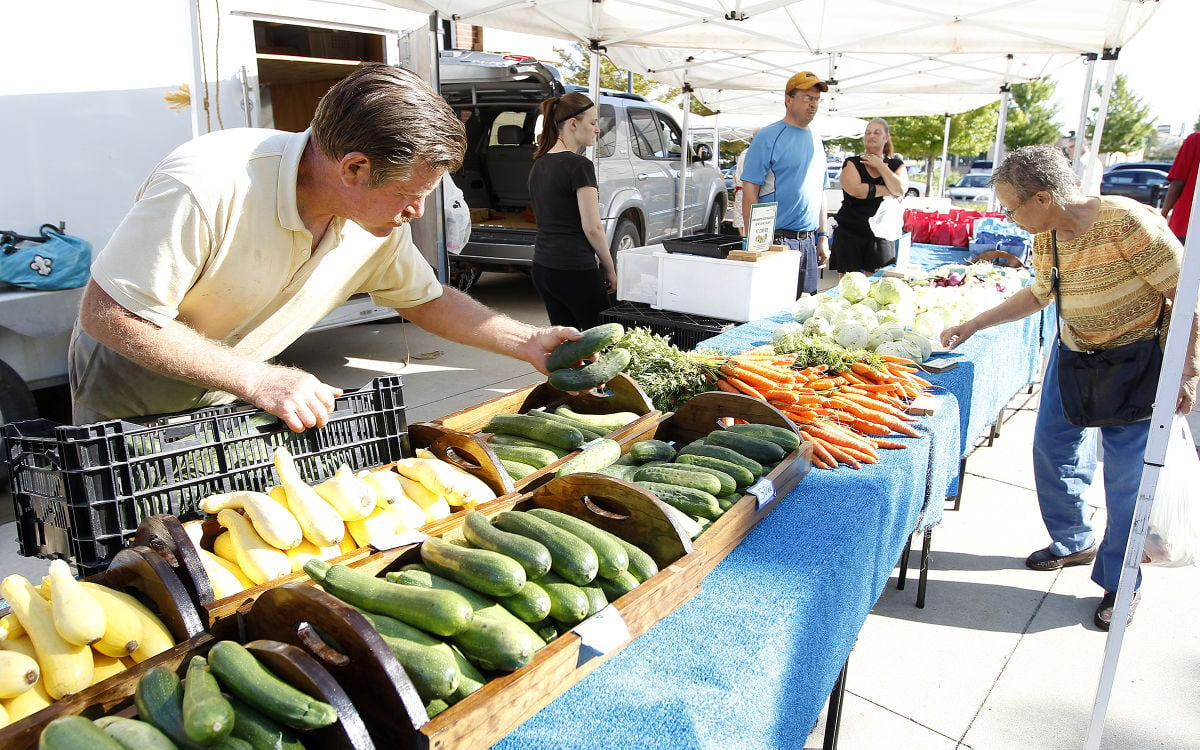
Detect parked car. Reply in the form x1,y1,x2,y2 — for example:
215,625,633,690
1104,161,1171,176
1100,168,1170,207
969,159,993,174
439,50,726,291
947,173,993,203
723,167,736,191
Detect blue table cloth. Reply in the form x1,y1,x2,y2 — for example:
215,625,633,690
496,245,1043,748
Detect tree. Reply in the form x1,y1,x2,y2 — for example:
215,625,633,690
549,44,659,98
885,106,998,193
1086,73,1155,154
1004,79,1062,149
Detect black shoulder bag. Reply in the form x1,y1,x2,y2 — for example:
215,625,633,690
1051,230,1164,427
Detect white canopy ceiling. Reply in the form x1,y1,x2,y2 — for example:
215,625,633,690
381,0,1162,116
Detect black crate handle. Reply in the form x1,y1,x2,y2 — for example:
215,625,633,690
12,447,63,471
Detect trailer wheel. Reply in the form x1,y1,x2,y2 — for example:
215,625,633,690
0,359,38,487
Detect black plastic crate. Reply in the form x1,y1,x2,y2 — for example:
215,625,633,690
661,233,742,258
2,376,408,576
600,302,737,351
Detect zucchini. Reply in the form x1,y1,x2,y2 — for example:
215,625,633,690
351,607,460,702
677,443,764,478
628,440,677,464
548,348,632,392
524,409,605,441
303,559,473,637
706,429,786,464
634,481,722,520
553,405,640,433
462,510,553,580
446,645,488,704
554,438,622,477
226,695,306,750
633,465,722,496
93,717,179,750
674,453,755,488
496,580,553,623
501,459,538,481
207,640,339,730
37,716,124,750
183,654,235,744
135,666,204,750
656,462,737,496
487,433,569,458
613,537,659,582
420,536,527,598
525,508,629,580
537,571,590,625
595,463,639,482
545,323,624,371
482,413,585,451
491,511,600,586
488,442,560,469
385,568,543,673
208,738,254,750
579,584,609,616
595,570,639,601
725,422,802,451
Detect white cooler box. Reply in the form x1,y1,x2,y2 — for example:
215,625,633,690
615,244,664,305
654,249,800,322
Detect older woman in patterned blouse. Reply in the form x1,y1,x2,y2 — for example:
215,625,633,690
940,145,1199,630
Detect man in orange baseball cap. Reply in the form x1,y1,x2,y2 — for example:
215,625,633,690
740,71,831,295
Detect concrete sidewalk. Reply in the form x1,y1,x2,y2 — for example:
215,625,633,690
2,270,1197,748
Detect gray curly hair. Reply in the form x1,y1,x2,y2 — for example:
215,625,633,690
990,145,1081,205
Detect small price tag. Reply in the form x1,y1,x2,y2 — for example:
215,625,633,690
572,604,630,663
371,529,429,551
747,477,777,509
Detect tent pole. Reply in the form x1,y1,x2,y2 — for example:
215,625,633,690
1084,162,1200,750
1073,53,1097,175
678,82,692,238
1082,54,1118,194
990,85,1011,211
588,41,601,167
939,114,951,197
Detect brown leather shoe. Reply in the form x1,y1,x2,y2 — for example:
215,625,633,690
1024,543,1098,571
1094,591,1141,630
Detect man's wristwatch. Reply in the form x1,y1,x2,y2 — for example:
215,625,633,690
816,231,830,239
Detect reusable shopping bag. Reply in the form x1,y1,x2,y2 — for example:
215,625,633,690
0,224,91,291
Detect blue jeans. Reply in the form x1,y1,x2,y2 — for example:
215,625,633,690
778,235,820,296
1033,342,1149,592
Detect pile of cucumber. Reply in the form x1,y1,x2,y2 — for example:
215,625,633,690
39,640,334,750
543,423,799,539
483,405,639,482
303,509,660,718
545,323,631,392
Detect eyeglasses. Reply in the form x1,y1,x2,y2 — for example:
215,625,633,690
1002,194,1033,220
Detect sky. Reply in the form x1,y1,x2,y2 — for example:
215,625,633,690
485,1,1197,138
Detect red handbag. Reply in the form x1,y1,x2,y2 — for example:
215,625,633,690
949,220,971,247
929,221,953,246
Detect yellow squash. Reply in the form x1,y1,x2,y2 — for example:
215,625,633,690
89,651,128,684
0,649,39,699
71,580,143,659
197,547,251,599
47,560,107,647
314,464,377,522
360,470,427,529
78,583,174,663
273,447,345,547
216,509,291,585
0,613,25,640
0,575,93,699
392,473,453,522
0,637,54,721
200,490,304,550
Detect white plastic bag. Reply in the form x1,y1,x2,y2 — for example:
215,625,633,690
1144,417,1200,567
442,173,472,254
868,196,905,241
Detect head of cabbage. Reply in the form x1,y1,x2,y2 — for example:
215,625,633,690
791,294,819,322
833,320,870,350
838,272,871,303
871,277,912,306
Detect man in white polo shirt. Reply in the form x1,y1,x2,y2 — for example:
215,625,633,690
70,64,578,432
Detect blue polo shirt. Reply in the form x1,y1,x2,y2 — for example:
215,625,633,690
741,120,826,232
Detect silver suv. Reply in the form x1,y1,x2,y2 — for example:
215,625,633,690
440,50,726,291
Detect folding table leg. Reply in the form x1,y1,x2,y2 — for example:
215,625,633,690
823,655,850,750
948,457,967,511
916,527,933,609
896,530,914,590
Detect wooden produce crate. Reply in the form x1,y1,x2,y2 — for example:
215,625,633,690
242,473,704,749
621,391,814,576
416,373,661,489
5,635,374,750
131,422,523,629
0,546,209,750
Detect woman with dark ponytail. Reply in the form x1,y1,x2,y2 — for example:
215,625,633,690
527,92,617,329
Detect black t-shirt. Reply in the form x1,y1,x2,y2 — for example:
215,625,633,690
529,151,600,270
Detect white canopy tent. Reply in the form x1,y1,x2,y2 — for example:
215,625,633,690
385,5,1186,741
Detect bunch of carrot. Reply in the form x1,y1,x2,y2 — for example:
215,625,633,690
699,345,934,470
